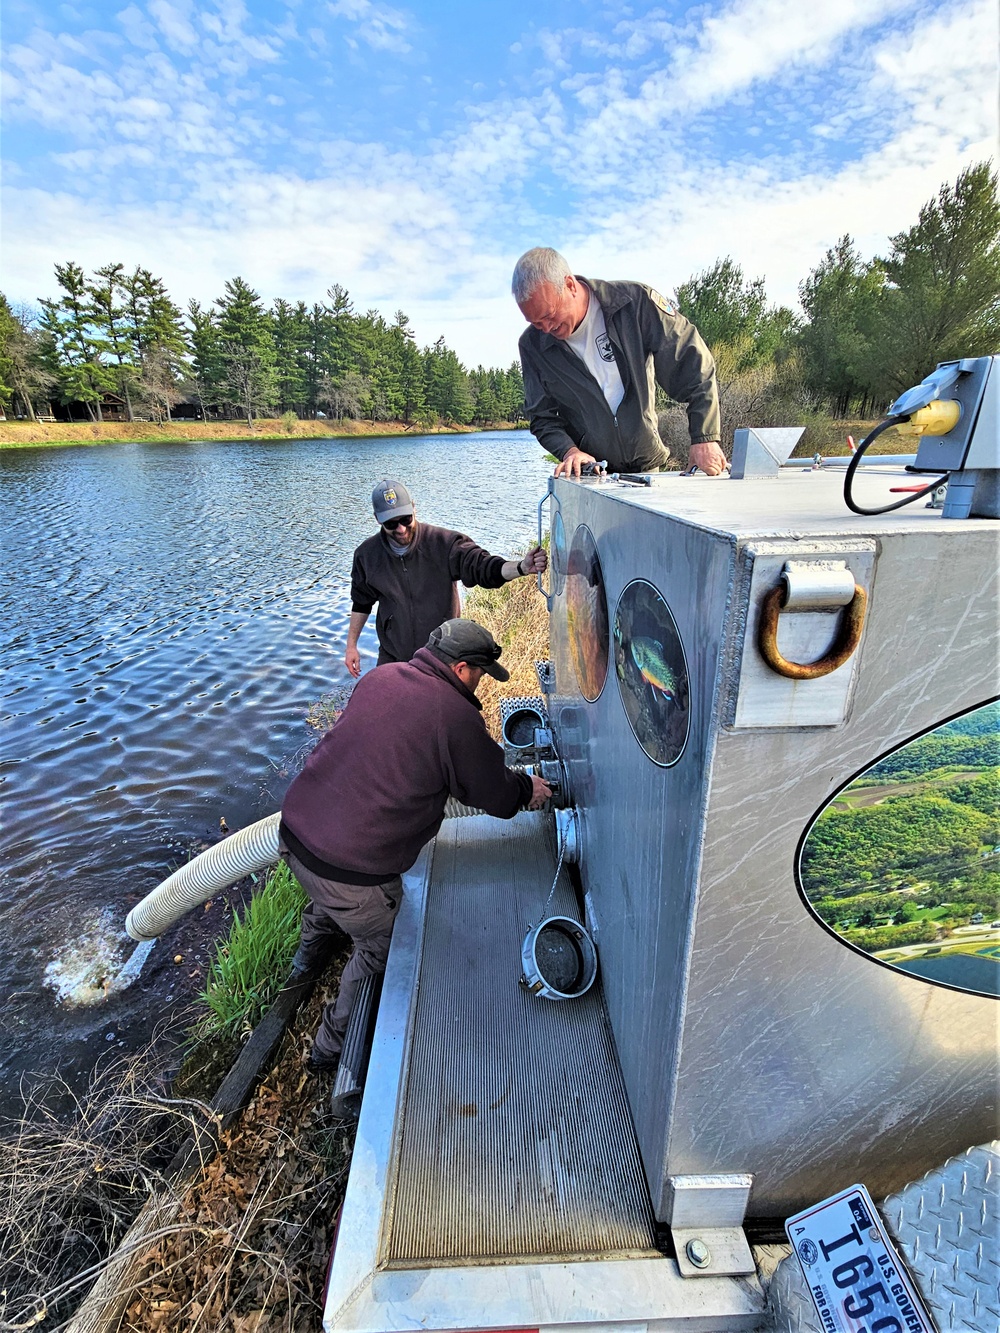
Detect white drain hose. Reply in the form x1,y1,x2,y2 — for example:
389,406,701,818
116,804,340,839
125,813,282,941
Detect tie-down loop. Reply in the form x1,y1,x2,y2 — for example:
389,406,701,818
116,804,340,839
757,564,867,680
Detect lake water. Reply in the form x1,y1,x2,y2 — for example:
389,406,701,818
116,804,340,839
897,953,1000,997
0,430,551,1113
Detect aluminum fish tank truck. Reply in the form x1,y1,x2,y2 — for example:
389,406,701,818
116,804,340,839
317,357,999,1332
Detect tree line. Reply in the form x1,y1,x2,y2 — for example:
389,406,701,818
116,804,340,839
863,732,999,783
661,161,1000,452
1,161,997,431
800,765,999,955
0,268,525,428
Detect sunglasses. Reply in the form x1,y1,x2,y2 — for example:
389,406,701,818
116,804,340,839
382,514,415,531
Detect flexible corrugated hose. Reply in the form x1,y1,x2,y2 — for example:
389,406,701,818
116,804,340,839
126,797,489,943
125,812,282,941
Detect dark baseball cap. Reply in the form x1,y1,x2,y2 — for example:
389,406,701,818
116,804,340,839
371,478,414,523
428,619,510,681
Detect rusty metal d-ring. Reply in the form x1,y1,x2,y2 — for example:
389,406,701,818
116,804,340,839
758,582,867,679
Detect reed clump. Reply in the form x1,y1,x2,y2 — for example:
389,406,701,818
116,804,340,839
192,862,307,1044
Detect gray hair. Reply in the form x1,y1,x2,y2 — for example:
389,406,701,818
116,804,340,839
511,247,572,304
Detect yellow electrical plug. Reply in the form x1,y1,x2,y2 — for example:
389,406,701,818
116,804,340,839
895,399,962,437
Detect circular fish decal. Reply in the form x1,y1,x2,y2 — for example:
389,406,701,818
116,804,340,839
550,509,567,598
565,524,609,702
614,580,690,766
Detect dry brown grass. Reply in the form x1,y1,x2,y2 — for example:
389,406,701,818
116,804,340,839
0,419,504,449
464,567,551,741
116,983,351,1333
0,1052,206,1330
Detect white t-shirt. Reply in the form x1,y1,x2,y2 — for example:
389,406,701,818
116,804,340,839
564,287,626,415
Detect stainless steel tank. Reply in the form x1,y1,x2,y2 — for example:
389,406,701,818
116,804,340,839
546,464,999,1221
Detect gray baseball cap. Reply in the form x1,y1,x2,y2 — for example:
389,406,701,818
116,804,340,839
428,619,510,681
371,478,414,523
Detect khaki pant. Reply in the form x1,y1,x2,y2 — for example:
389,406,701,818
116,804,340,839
283,847,402,1062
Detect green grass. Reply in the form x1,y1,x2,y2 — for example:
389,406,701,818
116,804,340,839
192,861,307,1042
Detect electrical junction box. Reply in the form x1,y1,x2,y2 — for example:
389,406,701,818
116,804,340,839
912,355,998,473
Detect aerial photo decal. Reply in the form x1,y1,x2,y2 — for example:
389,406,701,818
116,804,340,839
564,524,608,702
799,700,1000,998
614,580,690,767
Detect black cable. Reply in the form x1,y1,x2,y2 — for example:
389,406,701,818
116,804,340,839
843,415,950,515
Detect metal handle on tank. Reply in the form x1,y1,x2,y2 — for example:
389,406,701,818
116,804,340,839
758,578,868,680
537,479,554,610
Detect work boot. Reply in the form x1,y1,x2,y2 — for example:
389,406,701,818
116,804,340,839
305,1044,341,1075
290,939,334,980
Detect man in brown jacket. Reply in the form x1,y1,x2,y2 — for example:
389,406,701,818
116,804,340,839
281,618,551,1070
345,479,547,676
512,247,726,478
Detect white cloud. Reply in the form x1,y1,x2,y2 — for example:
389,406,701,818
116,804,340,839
561,0,997,306
1,0,995,373
667,0,918,108
147,0,199,52
327,0,413,54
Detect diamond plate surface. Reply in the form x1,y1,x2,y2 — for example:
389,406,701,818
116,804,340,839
882,1141,1000,1332
762,1142,1000,1332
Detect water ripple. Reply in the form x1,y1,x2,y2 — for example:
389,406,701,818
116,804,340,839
0,430,550,1106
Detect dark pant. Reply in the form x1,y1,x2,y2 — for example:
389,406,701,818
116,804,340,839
284,848,402,1062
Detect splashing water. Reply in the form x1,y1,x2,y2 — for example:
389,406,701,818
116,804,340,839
43,908,156,1006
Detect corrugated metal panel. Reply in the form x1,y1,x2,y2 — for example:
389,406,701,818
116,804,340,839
383,813,658,1267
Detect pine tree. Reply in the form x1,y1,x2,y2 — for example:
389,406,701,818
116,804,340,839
798,237,885,416
868,162,1000,394
88,263,139,420
38,261,116,421
271,299,310,415
396,314,427,423
677,258,795,371
214,278,277,425
425,337,474,423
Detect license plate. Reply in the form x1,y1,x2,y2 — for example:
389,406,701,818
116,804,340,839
785,1184,935,1332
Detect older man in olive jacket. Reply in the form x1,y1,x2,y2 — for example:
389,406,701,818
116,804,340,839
512,247,726,478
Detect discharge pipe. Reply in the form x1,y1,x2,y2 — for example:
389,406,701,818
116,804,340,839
126,789,501,944
125,812,282,941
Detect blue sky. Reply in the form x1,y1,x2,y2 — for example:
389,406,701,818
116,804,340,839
2,0,996,365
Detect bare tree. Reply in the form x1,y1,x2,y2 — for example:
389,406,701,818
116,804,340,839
135,348,184,422
0,300,56,419
317,370,369,421
221,341,276,428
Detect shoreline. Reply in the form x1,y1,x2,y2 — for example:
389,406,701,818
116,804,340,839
0,417,526,450
0,415,893,456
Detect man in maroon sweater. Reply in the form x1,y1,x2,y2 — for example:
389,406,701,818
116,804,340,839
281,618,552,1070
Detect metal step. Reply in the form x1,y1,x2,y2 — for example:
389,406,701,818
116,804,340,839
382,812,657,1266
324,814,765,1331
330,972,381,1121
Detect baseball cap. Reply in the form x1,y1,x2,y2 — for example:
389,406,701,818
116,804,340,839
372,479,414,524
428,619,510,681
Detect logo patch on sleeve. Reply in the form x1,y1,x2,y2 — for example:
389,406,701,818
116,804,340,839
650,288,678,316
